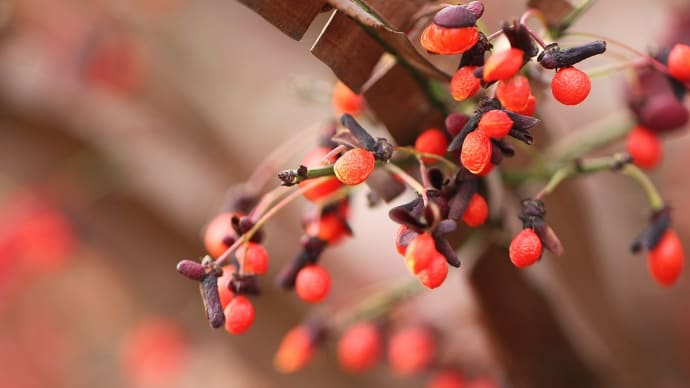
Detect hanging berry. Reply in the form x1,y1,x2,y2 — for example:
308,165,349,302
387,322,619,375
483,48,525,82
333,148,376,185
477,109,514,139
626,126,663,169
667,43,690,83
416,252,449,289
450,66,481,101
337,322,383,373
460,129,492,175
236,242,269,275
509,228,543,268
496,74,532,112
223,296,255,335
332,81,365,115
420,3,483,55
461,193,489,227
295,264,331,303
387,325,437,376
647,229,684,286
274,325,321,373
415,128,450,164
551,66,591,105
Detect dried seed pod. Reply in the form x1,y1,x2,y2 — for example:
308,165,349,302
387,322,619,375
538,41,607,69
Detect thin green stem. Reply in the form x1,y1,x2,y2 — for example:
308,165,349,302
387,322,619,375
620,164,664,211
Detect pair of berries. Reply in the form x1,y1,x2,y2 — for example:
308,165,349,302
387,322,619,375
460,109,514,175
404,233,448,289
449,48,527,102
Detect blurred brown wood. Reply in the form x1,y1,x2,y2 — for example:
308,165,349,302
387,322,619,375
236,0,328,41
470,244,603,388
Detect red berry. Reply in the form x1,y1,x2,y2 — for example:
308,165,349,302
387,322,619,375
236,242,269,275
204,212,241,259
514,94,537,116
416,252,448,289
509,228,543,268
467,377,499,388
668,43,690,83
337,322,383,373
445,113,470,137
387,326,437,375
295,265,331,303
551,66,591,105
415,128,450,164
305,213,351,245
217,264,237,308
450,66,481,101
483,48,524,82
333,81,365,115
405,233,437,274
477,109,513,139
274,326,316,373
462,193,488,227
626,125,662,169
460,130,492,175
648,229,684,286
299,147,344,202
223,295,255,335
426,369,465,388
334,148,376,185
496,74,531,112
421,24,480,55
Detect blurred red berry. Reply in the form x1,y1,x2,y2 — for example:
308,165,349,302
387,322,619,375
334,148,376,185
295,265,331,303
483,48,524,82
668,43,690,82
626,125,662,169
83,31,145,94
405,233,436,274
496,74,531,112
467,377,499,388
509,228,543,268
421,24,480,55
337,322,383,373
387,325,437,375
450,66,481,101
224,295,255,335
416,252,448,289
460,130,492,175
236,242,269,275
551,66,591,105
462,193,488,227
648,229,684,286
305,213,351,245
477,110,513,139
274,326,316,373
415,128,450,164
299,147,344,202
204,212,242,259
426,369,466,388
333,81,365,115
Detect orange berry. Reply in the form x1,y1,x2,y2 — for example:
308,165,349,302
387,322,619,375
477,109,513,138
333,81,365,115
223,296,255,335
387,326,437,375
483,48,524,82
405,233,437,274
299,147,344,202
421,24,480,55
462,193,488,227
509,228,542,268
236,242,269,275
274,326,316,373
416,252,448,289
648,229,684,286
496,74,531,112
626,126,662,169
415,128,450,163
551,66,591,105
204,212,242,259
514,94,537,116
334,148,376,185
460,130,492,174
337,322,383,373
217,264,237,308
668,43,690,83
450,66,481,101
426,369,465,388
305,213,350,245
295,264,331,303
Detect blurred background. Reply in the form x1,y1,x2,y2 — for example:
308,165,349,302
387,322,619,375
1,0,690,387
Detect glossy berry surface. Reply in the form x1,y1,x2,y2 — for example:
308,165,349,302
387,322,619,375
295,265,331,303
337,322,383,373
334,148,376,185
274,326,316,373
462,193,489,227
415,128,450,164
224,296,255,335
332,81,365,115
460,129,492,175
420,24,480,55
551,66,591,105
648,229,684,286
483,48,524,82
236,242,269,275
668,43,690,83
626,126,662,169
387,326,437,375
450,66,481,101
509,228,543,268
477,109,513,139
